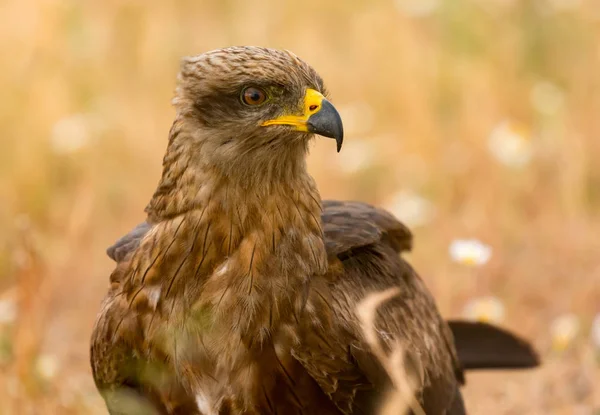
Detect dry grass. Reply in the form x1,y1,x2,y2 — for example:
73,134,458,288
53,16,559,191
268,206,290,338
1,0,599,413
357,288,424,415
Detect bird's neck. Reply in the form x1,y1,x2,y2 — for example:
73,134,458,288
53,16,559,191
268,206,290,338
137,121,328,341
145,118,311,222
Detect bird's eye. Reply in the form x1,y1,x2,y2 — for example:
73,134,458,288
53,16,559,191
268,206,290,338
241,87,267,106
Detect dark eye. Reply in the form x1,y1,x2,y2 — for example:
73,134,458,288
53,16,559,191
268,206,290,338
241,87,267,106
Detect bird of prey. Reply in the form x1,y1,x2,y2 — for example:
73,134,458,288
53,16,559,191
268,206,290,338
91,46,538,415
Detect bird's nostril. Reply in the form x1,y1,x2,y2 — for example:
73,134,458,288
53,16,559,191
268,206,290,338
309,105,319,112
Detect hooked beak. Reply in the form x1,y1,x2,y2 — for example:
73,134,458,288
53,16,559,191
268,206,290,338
261,88,344,152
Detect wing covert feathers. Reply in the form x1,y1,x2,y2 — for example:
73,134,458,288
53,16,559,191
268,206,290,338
321,200,412,257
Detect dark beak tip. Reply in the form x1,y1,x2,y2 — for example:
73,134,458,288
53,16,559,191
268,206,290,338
306,99,344,152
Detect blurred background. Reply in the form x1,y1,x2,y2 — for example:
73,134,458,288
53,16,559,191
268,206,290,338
1,0,599,413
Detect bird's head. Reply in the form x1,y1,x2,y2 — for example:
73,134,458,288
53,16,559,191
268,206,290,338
171,46,343,182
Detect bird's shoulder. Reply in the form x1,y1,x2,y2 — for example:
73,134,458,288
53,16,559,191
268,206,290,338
106,200,412,264
321,200,412,258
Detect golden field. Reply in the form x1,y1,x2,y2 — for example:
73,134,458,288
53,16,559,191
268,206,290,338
1,0,599,413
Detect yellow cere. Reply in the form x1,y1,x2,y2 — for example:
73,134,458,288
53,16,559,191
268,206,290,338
261,88,325,131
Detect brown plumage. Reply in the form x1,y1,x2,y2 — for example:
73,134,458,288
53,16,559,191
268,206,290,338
91,46,538,415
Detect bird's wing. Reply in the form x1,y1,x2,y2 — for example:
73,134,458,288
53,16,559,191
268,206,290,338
94,218,203,414
321,200,413,257
106,222,152,262
293,201,463,414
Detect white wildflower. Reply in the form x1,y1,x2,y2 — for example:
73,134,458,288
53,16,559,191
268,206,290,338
338,102,375,136
337,138,376,174
471,0,518,13
531,81,564,116
36,354,59,380
550,313,580,352
395,0,439,17
548,0,581,12
385,189,435,228
50,113,93,154
488,121,533,168
590,313,600,349
6,377,21,397
0,298,16,324
463,296,505,324
449,239,492,266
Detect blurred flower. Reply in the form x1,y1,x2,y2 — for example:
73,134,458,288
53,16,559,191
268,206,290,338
0,297,16,325
548,0,582,12
337,138,376,174
60,375,91,407
472,0,518,12
36,354,59,380
449,239,491,266
338,102,375,136
6,377,21,398
550,313,580,352
591,313,600,350
385,189,435,228
488,121,533,168
531,81,564,116
394,0,439,17
463,296,505,323
50,113,93,154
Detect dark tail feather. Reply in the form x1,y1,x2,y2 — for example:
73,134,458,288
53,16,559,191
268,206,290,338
448,320,540,370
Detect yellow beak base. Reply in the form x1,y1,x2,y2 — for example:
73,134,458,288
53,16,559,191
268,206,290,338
261,89,325,131
261,88,344,151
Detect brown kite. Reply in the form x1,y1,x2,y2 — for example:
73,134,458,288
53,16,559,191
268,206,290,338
91,47,538,415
